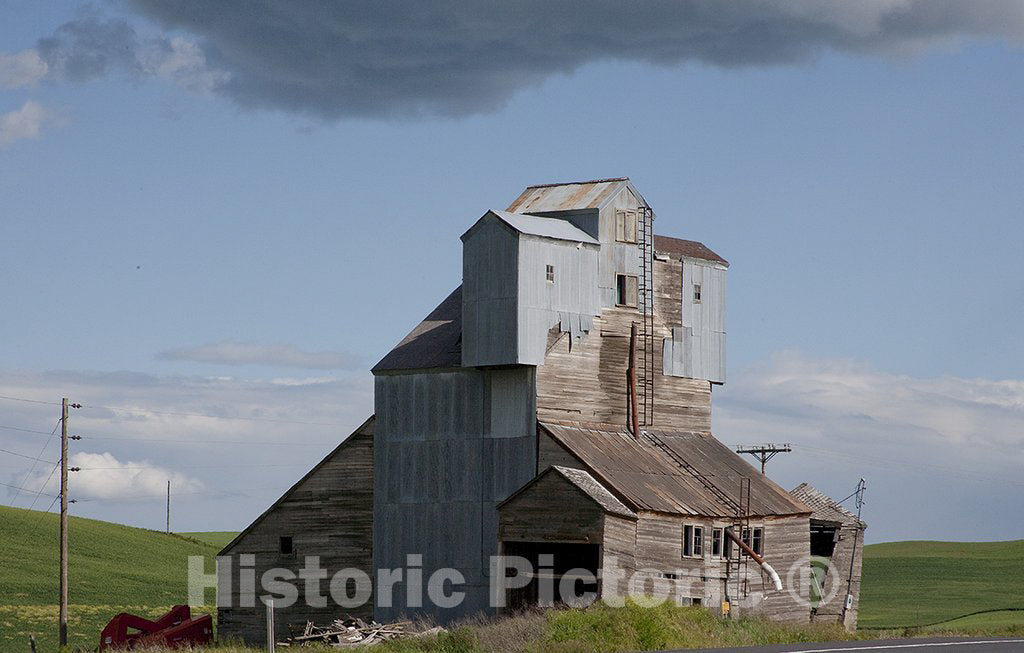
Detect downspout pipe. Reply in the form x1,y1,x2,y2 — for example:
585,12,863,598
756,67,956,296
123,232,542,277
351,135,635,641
725,528,783,592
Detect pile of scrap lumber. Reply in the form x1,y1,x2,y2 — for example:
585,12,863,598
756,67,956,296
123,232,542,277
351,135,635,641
281,617,444,647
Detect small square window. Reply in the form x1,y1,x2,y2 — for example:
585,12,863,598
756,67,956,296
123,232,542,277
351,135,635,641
279,536,293,555
546,264,554,283
616,274,638,307
693,284,702,303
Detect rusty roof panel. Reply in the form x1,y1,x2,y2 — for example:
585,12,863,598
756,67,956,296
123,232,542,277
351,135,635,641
507,178,630,213
541,421,810,518
654,235,729,267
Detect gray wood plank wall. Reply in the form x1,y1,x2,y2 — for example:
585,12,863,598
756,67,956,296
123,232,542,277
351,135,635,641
537,304,712,431
217,421,375,645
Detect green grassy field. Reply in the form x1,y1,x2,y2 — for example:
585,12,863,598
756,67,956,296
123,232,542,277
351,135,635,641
179,531,239,550
3,503,1023,651
859,539,1024,629
0,505,224,653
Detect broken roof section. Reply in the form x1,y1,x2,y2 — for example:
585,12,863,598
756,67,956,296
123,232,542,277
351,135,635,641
541,421,810,518
499,464,637,520
790,482,866,528
372,286,462,373
463,209,600,245
654,235,729,267
506,177,648,214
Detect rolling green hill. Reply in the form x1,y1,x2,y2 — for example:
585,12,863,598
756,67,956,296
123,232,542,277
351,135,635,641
0,504,221,652
2,502,1022,651
859,539,1024,629
180,531,240,549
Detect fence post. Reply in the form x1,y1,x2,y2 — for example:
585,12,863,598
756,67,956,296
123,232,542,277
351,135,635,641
266,598,275,653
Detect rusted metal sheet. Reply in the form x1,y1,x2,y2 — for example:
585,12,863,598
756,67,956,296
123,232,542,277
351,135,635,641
653,235,729,267
540,421,811,518
507,178,637,213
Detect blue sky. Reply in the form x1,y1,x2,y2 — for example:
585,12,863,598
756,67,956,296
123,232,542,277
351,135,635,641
1,2,1022,542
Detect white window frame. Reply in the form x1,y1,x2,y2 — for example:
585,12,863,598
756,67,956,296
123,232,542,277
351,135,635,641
545,264,555,283
693,283,702,303
682,524,704,558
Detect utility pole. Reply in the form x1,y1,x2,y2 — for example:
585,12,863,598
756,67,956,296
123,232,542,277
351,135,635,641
842,478,867,627
166,480,171,535
59,398,68,648
735,443,792,474
58,398,81,647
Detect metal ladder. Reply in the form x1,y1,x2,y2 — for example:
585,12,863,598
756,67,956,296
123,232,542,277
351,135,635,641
729,478,752,598
636,205,655,426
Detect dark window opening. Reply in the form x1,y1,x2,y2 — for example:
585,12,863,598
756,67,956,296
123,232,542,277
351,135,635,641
752,527,763,555
501,541,600,611
279,536,293,555
692,597,703,606
616,274,638,307
683,524,703,558
693,284,702,303
810,523,838,557
546,264,555,283
711,528,723,557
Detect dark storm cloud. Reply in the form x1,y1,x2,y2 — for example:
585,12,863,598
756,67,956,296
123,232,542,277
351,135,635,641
22,1,1024,118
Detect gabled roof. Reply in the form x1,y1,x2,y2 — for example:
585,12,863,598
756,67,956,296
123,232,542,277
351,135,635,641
790,482,866,528
372,286,462,373
498,464,637,520
219,415,375,555
654,235,729,267
506,177,648,214
541,421,810,518
480,210,599,245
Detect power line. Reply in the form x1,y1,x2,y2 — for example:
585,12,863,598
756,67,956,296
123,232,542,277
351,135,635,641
26,461,61,512
0,446,57,464
0,480,57,497
0,424,57,435
0,392,349,426
0,394,60,406
9,418,61,505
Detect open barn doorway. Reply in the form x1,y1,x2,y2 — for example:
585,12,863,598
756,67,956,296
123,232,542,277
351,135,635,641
501,541,600,610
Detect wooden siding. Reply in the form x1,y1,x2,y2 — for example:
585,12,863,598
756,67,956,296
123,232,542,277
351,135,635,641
217,421,375,645
537,304,712,432
498,472,605,543
814,523,864,629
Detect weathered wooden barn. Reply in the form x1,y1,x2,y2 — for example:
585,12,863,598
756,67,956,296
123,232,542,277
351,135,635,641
217,178,864,643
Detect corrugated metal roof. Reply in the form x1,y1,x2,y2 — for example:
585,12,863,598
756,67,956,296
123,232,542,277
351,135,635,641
507,178,638,213
489,210,599,244
554,465,637,519
372,287,462,372
541,421,810,518
654,235,729,267
790,483,865,527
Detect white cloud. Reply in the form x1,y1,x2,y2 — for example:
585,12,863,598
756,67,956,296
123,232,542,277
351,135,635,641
0,50,48,88
0,100,64,150
714,351,1024,541
160,341,362,370
137,36,229,94
20,451,204,501
0,367,372,529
